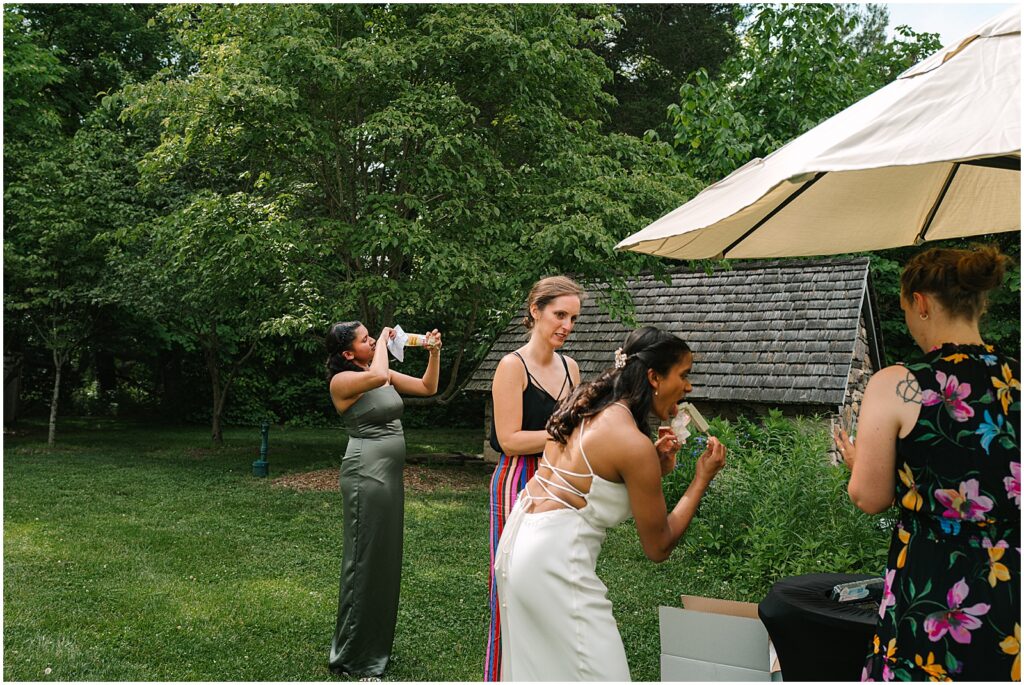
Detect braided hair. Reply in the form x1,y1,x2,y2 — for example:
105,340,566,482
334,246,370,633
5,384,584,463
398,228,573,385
900,244,1010,321
325,321,365,382
546,326,691,443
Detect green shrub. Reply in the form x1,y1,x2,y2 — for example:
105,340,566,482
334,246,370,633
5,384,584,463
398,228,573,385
663,410,890,600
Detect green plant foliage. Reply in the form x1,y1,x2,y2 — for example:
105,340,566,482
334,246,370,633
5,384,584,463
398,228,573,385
4,120,154,444
109,188,308,443
663,411,890,599
3,7,67,159
592,4,740,139
668,3,942,183
870,236,1021,364
7,4,173,136
117,4,699,406
4,4,178,442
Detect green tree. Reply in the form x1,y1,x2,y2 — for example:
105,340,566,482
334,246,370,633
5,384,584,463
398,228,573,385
110,190,307,444
4,4,177,436
4,123,149,444
119,3,698,409
11,4,173,135
667,3,941,182
3,3,173,197
3,6,67,173
593,4,739,139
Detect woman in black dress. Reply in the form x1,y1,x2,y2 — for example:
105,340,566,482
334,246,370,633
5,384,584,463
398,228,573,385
836,246,1019,681
484,276,583,680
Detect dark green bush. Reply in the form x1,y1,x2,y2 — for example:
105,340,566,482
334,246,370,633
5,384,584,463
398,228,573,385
664,410,890,599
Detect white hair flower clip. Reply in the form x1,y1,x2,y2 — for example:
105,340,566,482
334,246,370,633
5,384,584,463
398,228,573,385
613,347,628,369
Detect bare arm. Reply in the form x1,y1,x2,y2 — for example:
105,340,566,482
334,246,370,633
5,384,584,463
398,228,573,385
491,354,550,455
613,430,727,563
839,365,919,514
391,330,442,397
328,328,393,413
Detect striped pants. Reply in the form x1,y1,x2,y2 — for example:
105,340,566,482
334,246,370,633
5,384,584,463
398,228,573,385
484,453,539,681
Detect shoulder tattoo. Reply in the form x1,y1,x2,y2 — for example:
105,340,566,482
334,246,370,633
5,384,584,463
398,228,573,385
895,370,922,405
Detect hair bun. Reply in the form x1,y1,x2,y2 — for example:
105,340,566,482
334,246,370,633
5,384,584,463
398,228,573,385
900,244,1012,322
957,245,1007,292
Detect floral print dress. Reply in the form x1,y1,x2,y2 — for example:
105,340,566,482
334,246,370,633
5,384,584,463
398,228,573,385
863,344,1021,682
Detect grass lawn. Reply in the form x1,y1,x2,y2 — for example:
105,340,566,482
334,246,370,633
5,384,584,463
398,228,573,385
5,418,740,681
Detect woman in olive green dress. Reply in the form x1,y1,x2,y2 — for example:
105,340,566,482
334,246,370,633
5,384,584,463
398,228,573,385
325,322,441,677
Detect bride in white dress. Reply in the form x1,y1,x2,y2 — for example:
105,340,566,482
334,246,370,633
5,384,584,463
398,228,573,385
494,326,727,681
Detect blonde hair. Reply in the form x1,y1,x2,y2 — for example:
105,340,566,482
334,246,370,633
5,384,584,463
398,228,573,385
900,245,1011,321
522,276,585,330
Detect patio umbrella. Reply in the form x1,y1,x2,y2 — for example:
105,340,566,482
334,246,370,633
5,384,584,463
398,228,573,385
616,7,1021,260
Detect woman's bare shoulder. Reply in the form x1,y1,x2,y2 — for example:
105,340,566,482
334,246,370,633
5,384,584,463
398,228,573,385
868,364,916,390
329,369,358,392
495,350,529,374
586,405,651,453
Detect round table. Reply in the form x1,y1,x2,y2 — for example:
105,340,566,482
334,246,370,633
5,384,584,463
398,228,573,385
758,572,879,681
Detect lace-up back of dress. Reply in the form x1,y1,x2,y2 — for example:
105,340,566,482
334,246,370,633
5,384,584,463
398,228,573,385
520,402,631,516
521,428,595,513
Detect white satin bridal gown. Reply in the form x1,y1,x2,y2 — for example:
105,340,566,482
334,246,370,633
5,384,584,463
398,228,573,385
494,413,635,681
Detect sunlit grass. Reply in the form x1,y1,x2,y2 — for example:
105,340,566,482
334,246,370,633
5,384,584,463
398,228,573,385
4,416,880,680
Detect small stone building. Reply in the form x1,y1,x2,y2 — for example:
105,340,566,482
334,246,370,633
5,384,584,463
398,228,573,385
464,257,885,463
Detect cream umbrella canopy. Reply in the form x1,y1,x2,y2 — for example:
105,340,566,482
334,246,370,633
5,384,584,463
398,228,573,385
616,7,1020,260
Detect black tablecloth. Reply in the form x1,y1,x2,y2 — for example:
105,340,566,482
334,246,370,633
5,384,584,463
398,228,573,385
758,573,878,681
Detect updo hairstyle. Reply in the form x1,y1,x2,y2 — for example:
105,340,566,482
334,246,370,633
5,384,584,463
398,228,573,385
325,321,365,382
522,276,585,330
900,245,1011,321
546,326,691,443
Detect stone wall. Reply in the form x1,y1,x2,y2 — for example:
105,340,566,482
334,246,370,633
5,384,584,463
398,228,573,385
829,314,876,464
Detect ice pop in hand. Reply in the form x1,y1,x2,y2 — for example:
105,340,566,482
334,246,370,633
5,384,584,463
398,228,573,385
679,402,709,433
669,411,691,445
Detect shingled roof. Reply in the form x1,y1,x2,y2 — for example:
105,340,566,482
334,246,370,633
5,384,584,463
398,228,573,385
464,257,883,407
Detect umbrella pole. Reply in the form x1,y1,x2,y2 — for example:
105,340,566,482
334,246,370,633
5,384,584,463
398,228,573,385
914,164,960,245
719,172,826,258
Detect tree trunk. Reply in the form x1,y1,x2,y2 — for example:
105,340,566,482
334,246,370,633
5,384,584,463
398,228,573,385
48,350,63,447
205,345,224,445
204,338,257,447
211,396,223,445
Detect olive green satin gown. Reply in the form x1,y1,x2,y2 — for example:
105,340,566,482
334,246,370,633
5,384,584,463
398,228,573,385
329,384,405,677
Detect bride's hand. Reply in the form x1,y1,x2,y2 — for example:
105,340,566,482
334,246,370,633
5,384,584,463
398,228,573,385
655,428,680,477
695,437,727,483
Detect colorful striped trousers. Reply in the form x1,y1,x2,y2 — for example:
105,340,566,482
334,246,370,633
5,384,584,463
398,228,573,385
484,452,539,681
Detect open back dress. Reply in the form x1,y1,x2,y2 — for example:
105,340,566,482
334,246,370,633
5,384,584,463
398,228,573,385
494,411,635,681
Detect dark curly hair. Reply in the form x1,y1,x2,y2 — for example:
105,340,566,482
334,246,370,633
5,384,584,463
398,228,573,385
546,326,691,443
325,321,365,382
900,244,1011,321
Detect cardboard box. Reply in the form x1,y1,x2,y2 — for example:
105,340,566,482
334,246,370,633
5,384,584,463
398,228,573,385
659,595,777,682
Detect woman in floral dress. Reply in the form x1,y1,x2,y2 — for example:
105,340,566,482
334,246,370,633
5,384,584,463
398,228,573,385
835,245,1020,681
